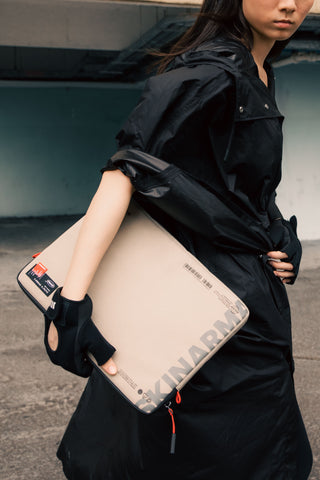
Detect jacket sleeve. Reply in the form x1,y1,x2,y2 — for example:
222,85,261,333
102,66,273,254
110,64,233,162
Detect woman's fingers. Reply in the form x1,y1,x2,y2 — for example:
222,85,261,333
267,250,293,272
101,357,118,376
268,260,294,271
266,250,288,260
273,269,295,280
267,250,295,283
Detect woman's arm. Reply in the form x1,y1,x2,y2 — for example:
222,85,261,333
61,169,134,300
47,169,134,375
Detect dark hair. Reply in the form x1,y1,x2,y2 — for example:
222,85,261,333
151,0,289,74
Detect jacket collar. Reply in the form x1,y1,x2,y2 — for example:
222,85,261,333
170,36,275,96
174,37,272,74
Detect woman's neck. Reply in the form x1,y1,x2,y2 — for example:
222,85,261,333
250,34,275,87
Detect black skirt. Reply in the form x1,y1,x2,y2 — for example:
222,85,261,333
57,264,313,480
57,346,312,480
57,250,312,480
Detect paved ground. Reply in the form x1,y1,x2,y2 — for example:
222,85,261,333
0,216,319,480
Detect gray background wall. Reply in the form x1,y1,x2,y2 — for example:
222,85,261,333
276,62,320,240
0,85,142,216
0,61,319,239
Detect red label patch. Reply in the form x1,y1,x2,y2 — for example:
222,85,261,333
32,263,48,278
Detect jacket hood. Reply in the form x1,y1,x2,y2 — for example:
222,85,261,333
169,37,261,78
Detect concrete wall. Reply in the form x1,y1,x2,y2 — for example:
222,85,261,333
0,84,142,216
0,61,319,239
275,62,320,241
0,1,190,50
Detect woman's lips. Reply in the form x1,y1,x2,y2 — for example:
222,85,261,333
274,20,294,28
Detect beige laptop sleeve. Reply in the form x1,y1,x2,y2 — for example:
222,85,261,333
17,202,249,413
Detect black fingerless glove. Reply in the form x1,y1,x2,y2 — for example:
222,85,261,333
269,215,302,285
44,287,116,377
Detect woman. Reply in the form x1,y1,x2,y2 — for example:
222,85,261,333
45,0,314,478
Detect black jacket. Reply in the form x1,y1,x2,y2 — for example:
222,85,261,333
58,38,312,480
104,38,284,243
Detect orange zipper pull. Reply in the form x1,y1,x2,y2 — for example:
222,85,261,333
32,252,42,258
165,392,181,454
165,402,176,454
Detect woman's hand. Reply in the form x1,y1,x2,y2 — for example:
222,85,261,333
268,215,302,285
47,321,118,376
44,288,117,377
267,251,295,284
